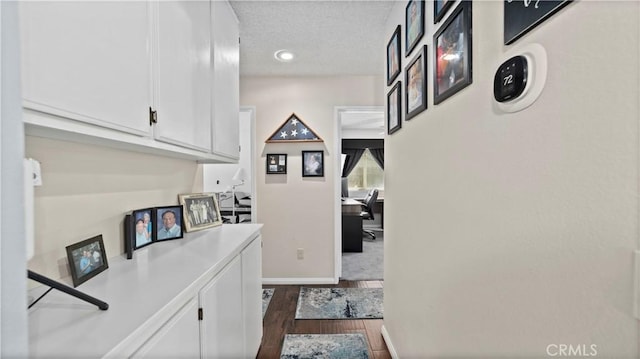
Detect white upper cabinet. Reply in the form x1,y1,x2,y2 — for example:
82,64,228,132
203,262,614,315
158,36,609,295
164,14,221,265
19,1,152,137
19,0,240,163
154,1,212,152
211,0,240,159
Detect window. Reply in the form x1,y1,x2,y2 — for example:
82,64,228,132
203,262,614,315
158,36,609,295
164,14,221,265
347,149,384,191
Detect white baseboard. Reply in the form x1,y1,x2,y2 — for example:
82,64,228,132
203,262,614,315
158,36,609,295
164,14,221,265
262,277,338,285
381,325,399,359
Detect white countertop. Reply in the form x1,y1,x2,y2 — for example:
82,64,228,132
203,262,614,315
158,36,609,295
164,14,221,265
28,223,262,358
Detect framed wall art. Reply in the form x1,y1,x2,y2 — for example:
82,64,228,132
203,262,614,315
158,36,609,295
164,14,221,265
504,0,571,45
405,0,424,56
66,234,108,287
405,45,427,120
386,25,401,86
387,81,402,134
433,1,472,105
265,113,323,143
155,205,184,241
266,154,287,174
434,0,454,23
179,193,222,232
302,151,324,177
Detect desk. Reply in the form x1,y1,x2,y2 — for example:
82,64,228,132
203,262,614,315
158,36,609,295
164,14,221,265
342,198,363,252
220,207,251,223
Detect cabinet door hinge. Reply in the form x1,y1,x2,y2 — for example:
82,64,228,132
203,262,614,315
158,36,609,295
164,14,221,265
149,107,158,126
198,307,203,321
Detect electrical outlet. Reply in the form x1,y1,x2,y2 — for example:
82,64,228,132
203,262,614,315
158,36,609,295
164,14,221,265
297,248,304,260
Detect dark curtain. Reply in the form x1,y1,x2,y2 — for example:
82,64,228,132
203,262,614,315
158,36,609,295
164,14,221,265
341,149,365,177
369,148,384,170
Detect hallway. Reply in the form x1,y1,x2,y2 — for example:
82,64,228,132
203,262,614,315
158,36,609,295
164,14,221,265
258,281,390,358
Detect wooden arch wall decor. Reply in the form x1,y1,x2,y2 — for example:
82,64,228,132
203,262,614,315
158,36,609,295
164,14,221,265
265,113,323,143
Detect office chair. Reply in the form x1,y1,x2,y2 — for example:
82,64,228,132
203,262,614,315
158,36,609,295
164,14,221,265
360,189,379,239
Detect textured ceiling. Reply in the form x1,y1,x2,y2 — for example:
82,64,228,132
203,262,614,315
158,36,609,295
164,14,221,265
229,0,395,76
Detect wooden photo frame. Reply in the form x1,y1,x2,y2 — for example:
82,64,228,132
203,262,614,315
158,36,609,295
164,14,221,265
66,234,109,287
155,205,184,241
434,1,472,105
387,81,402,134
405,45,428,120
179,193,222,232
434,0,454,24
405,0,425,57
302,151,324,177
386,25,401,86
266,154,287,174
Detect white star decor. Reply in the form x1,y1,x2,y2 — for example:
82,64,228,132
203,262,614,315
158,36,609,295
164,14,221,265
266,113,323,143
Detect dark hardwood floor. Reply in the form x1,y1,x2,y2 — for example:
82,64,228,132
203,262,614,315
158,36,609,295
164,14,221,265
257,280,391,359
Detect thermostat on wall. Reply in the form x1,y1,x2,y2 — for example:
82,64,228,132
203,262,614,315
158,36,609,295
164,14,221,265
494,55,528,103
493,43,547,113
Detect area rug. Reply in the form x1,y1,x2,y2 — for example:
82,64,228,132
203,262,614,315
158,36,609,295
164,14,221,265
280,334,369,359
294,287,383,319
263,288,274,318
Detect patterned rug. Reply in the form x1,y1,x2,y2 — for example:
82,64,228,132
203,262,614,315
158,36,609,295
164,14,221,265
263,288,275,318
295,287,383,319
280,334,369,359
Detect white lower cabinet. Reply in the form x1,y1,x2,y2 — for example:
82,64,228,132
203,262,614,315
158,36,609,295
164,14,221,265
133,298,201,358
130,236,262,358
242,237,263,357
199,256,244,358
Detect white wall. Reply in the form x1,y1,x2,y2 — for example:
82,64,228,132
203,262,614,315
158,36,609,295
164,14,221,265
241,76,383,282
25,136,201,282
383,1,640,358
1,1,28,355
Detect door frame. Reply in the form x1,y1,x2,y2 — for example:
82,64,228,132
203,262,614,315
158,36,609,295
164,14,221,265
333,106,384,282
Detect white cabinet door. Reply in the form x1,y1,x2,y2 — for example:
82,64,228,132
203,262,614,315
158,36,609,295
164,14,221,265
19,1,152,137
199,256,244,359
154,1,212,152
211,0,240,159
242,237,263,357
132,298,200,359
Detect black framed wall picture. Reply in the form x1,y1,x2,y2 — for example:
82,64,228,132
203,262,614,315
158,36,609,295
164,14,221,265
504,0,571,45
266,153,287,174
386,25,401,86
405,45,427,120
434,0,454,24
433,1,472,105
405,0,424,57
387,81,402,134
302,151,324,177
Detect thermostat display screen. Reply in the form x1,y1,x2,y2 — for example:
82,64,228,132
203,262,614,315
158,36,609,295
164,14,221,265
494,56,528,102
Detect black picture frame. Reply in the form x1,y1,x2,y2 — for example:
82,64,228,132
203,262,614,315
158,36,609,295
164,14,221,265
405,0,424,57
155,205,184,241
266,154,287,174
302,151,324,177
405,45,428,120
131,207,154,249
386,25,401,86
433,1,472,105
434,0,454,24
387,81,402,134
66,234,109,287
504,0,571,45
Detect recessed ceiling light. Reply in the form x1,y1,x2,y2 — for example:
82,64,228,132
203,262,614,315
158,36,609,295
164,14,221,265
274,49,294,62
